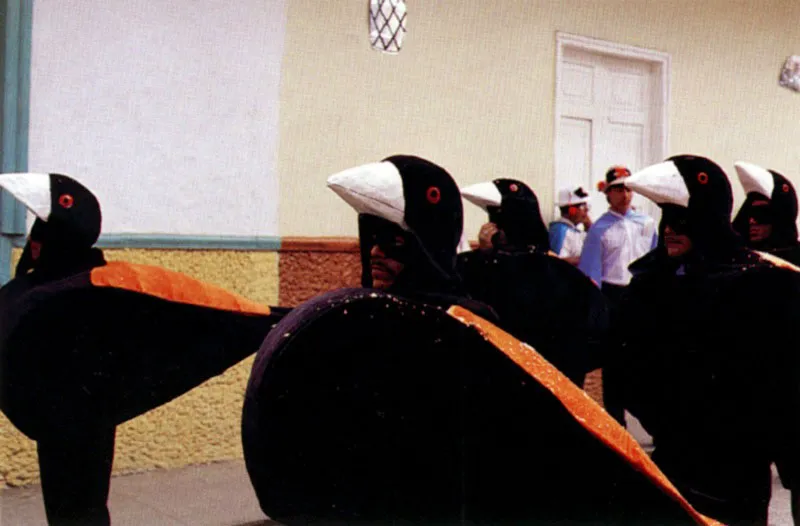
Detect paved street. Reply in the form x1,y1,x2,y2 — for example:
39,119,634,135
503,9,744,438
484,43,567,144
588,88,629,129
1,457,793,525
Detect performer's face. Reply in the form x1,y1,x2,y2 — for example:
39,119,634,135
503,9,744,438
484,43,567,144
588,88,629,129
606,186,632,214
369,236,406,290
748,200,773,242
663,223,693,258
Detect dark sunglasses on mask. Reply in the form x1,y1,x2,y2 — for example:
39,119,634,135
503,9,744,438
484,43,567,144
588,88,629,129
367,229,409,261
661,207,691,235
360,214,411,260
748,203,774,225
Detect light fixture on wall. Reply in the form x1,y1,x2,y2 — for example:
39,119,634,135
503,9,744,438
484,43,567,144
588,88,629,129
369,0,407,54
779,55,800,92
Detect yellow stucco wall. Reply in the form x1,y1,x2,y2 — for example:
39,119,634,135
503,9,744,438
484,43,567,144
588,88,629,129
278,0,800,239
1,248,279,487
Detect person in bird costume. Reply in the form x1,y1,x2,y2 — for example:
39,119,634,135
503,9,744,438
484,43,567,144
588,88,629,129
457,178,608,387
732,161,800,266
0,172,288,525
325,154,496,318
604,155,800,525
241,155,720,526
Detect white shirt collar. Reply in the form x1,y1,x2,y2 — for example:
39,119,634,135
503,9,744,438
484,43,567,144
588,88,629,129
608,209,630,219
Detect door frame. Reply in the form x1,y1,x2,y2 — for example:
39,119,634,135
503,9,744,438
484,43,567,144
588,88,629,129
553,31,670,216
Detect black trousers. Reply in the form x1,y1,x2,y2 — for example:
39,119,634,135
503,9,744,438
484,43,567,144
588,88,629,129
37,427,116,526
601,282,628,426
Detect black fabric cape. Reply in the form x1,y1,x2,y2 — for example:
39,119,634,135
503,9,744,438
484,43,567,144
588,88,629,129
606,249,800,524
242,288,714,526
456,248,609,386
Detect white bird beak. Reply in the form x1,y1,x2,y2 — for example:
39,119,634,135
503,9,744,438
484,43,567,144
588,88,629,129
0,172,52,220
460,182,502,211
327,161,407,229
734,161,774,198
624,161,690,208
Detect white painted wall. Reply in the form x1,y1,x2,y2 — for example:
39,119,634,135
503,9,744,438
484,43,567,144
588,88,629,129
27,0,286,236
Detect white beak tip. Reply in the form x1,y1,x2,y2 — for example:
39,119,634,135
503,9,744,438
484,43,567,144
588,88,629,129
0,172,52,220
326,161,407,228
460,182,502,210
624,161,691,208
733,161,773,197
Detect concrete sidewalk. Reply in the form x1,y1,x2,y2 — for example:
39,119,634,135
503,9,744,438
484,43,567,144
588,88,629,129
1,458,793,525
1,460,276,526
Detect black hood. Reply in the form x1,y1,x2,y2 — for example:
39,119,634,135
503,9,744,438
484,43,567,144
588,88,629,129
732,165,798,250
490,179,550,251
15,218,106,279
0,173,103,277
460,178,550,252
328,155,464,296
625,154,744,269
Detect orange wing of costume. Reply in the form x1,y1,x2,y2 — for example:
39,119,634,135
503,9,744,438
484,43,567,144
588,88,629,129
1,260,285,440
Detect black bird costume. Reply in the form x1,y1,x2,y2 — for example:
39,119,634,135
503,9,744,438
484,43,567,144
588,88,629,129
732,161,800,265
606,155,800,525
242,288,719,525
457,178,609,386
0,172,287,525
243,156,717,525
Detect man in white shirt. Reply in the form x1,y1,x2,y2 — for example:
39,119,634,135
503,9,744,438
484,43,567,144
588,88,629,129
548,186,592,265
579,166,657,301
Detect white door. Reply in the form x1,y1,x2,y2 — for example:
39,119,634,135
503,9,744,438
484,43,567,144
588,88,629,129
555,41,668,225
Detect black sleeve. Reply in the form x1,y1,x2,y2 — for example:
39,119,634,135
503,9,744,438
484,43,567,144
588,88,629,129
767,271,800,490
602,277,664,436
772,323,800,491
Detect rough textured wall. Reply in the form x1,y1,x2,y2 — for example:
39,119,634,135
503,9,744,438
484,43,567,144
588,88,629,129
278,238,361,306
1,248,278,487
583,369,604,407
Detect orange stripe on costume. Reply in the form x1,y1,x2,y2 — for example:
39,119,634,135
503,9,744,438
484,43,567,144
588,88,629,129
91,262,271,315
446,305,723,526
754,251,800,273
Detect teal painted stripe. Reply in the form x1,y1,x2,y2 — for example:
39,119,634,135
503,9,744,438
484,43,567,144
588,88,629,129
0,236,13,278
12,234,282,250
94,234,282,251
1,0,22,174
